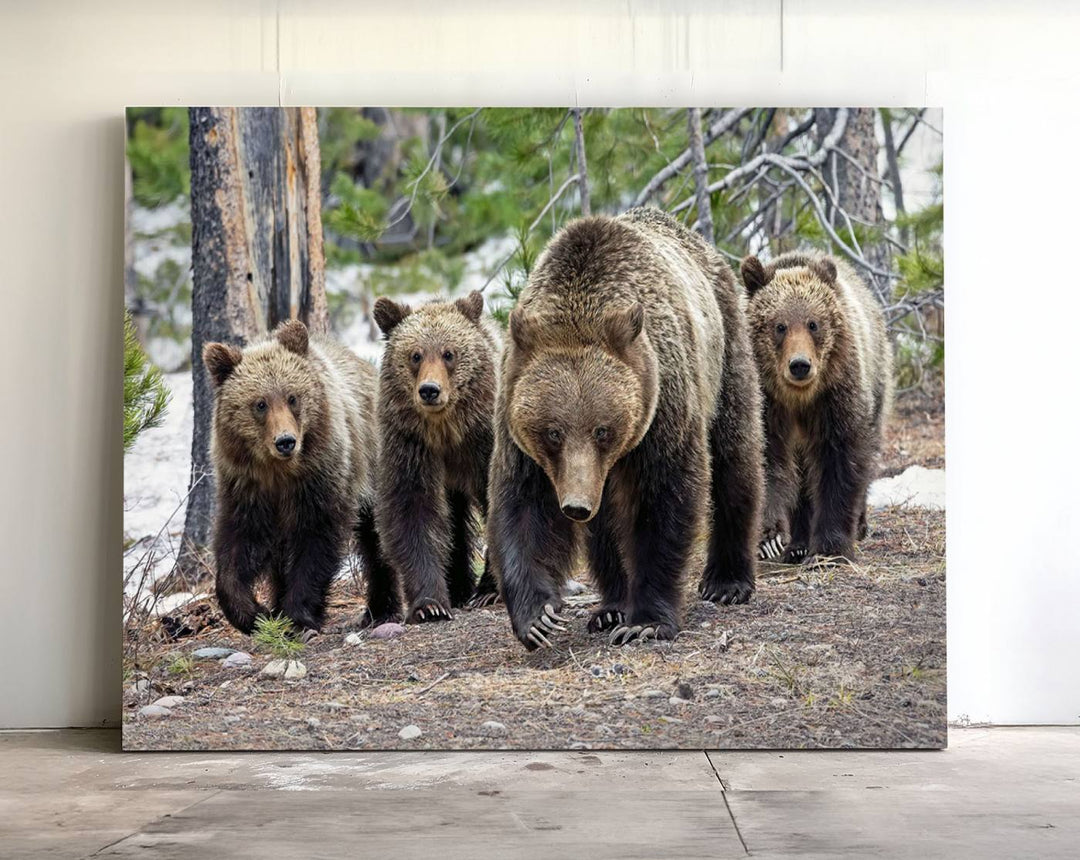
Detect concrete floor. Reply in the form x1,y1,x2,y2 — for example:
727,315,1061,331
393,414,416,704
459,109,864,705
1,728,1076,858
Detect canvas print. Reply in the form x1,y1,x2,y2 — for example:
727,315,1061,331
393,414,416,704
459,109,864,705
123,107,945,750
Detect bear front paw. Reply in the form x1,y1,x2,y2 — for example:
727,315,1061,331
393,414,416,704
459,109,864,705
699,578,755,606
466,584,501,609
781,543,809,564
516,602,569,651
587,607,625,634
407,598,453,624
608,619,678,646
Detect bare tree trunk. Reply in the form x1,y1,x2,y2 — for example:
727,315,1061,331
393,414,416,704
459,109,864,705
572,108,590,217
814,107,892,302
687,107,714,243
168,107,328,589
881,109,906,243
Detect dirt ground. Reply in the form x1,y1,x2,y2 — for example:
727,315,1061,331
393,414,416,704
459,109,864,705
123,389,946,752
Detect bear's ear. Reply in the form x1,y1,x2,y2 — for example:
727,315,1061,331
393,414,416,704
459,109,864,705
741,255,771,295
603,302,645,353
373,297,411,336
810,258,838,286
508,305,537,354
275,319,309,356
454,290,484,324
203,342,243,388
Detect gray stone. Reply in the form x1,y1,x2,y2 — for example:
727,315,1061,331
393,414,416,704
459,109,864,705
151,696,184,709
260,660,287,679
669,696,692,706
371,623,406,640
306,717,321,729
284,660,307,680
398,724,422,740
642,689,667,699
344,632,362,646
562,578,587,596
569,742,590,750
221,652,252,668
138,704,171,719
223,715,241,725
129,678,151,695
480,721,508,738
192,647,235,660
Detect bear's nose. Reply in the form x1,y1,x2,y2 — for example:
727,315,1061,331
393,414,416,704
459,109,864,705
275,434,296,455
418,382,442,404
788,357,812,380
561,502,592,522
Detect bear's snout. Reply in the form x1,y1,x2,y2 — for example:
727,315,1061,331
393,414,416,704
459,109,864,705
788,356,812,381
560,500,594,522
274,433,297,456
418,381,442,406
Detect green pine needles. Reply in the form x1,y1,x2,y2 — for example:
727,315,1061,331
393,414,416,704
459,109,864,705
123,311,170,453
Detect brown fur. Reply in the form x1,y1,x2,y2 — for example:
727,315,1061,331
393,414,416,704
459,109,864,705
373,291,500,621
488,208,765,650
203,320,397,633
743,251,893,562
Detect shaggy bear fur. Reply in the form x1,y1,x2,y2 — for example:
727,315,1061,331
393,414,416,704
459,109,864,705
487,208,764,651
742,251,893,564
372,290,500,623
203,320,398,634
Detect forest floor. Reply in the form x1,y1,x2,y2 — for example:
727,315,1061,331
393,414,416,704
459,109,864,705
123,387,945,751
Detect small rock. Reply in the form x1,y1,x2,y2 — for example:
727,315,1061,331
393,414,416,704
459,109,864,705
138,704,171,719
192,647,236,660
398,724,422,740
221,651,252,668
324,701,346,711
669,696,691,706
705,688,721,699
371,622,406,640
306,717,321,729
284,660,307,680
700,621,711,628
261,659,287,678
569,741,590,750
406,671,420,682
642,689,667,699
915,577,928,587
589,665,604,677
675,681,694,701
480,720,508,737
611,663,628,676
704,715,725,724
152,695,185,709
770,697,788,707
129,678,151,695
223,715,241,725
344,632,363,646
562,578,587,596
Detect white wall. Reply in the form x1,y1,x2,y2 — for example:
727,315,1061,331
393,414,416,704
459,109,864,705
0,0,1076,727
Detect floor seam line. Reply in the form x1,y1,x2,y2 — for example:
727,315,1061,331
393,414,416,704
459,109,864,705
85,789,223,858
705,750,749,855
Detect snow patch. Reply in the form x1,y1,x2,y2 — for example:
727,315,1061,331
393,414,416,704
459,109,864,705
868,465,945,511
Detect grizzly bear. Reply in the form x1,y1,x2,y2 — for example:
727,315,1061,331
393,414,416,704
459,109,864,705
203,320,399,634
487,208,764,650
741,252,893,564
372,290,500,623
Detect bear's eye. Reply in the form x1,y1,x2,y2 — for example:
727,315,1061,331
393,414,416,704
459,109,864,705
443,350,454,363
410,351,422,364
546,428,562,445
255,399,267,413
776,323,787,335
287,394,298,407
808,320,818,332
594,426,610,444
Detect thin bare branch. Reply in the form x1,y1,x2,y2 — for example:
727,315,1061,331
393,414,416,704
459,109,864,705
572,108,591,217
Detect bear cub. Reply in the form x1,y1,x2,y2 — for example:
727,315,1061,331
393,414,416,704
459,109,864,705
742,252,893,564
488,208,764,651
203,320,398,635
373,290,500,623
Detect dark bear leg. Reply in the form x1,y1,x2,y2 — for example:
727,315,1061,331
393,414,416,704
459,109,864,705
610,440,705,645
213,506,271,634
585,489,629,634
277,525,345,634
758,412,799,562
466,550,500,608
355,501,401,627
807,412,868,562
857,498,869,541
488,442,575,651
781,483,812,564
700,408,763,606
447,490,479,608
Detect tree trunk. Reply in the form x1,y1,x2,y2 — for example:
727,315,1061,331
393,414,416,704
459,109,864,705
881,109,906,244
686,107,714,243
168,107,328,589
814,107,892,302
572,108,590,217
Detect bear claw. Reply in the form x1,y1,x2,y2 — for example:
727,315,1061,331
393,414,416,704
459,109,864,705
523,603,568,649
758,534,786,560
409,600,453,624
587,609,625,634
466,590,501,609
608,622,675,646
699,580,754,605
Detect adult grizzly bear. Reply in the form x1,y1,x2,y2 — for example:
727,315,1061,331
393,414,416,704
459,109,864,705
203,320,398,634
372,291,500,623
488,208,764,650
742,252,893,564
